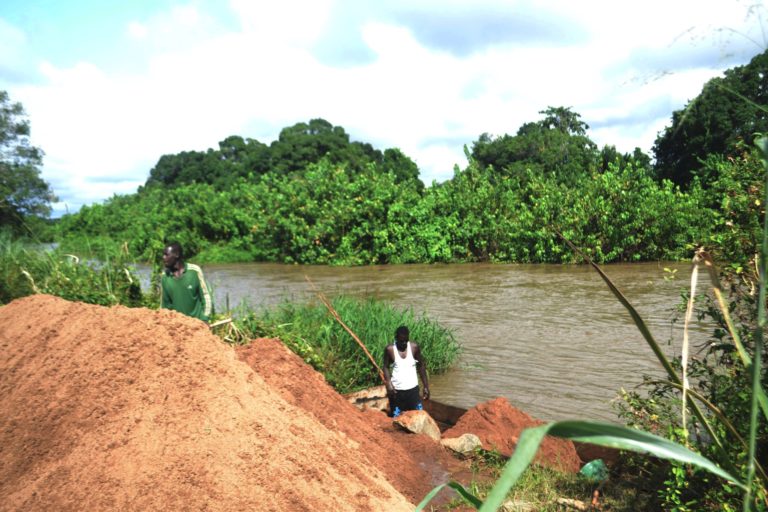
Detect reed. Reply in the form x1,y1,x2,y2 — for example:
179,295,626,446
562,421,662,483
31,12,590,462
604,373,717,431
232,294,461,393
0,231,147,307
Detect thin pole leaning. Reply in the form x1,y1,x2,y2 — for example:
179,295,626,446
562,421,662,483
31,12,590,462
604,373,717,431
304,275,386,384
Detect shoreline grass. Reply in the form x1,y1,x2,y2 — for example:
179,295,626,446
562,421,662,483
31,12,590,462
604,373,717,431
0,231,147,307
231,294,461,393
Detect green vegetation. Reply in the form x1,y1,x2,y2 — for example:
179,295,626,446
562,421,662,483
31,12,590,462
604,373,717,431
419,137,768,512
55,143,709,265
471,106,598,185
437,449,649,511
0,91,56,237
654,50,768,188
230,295,460,393
0,231,146,307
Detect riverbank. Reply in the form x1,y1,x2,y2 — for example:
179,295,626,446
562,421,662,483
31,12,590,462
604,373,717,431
0,294,635,510
144,260,692,423
3,232,689,424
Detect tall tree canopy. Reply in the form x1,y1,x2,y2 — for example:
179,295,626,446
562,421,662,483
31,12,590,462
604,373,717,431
144,118,423,190
0,91,56,233
144,136,270,189
470,106,598,184
653,48,768,187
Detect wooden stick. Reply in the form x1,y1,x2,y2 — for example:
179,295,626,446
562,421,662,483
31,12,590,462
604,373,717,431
209,318,233,328
304,275,386,384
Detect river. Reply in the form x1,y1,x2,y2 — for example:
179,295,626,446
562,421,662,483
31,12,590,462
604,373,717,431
144,261,710,423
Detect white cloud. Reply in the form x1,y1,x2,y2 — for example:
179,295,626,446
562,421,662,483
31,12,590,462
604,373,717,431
120,4,218,54
127,21,148,40
171,5,201,27
229,0,333,45
2,0,764,215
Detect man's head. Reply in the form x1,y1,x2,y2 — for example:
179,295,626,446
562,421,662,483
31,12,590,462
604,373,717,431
163,242,183,270
395,325,409,344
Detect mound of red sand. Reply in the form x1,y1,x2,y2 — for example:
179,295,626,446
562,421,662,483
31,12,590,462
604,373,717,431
442,397,582,473
0,295,413,511
236,338,468,504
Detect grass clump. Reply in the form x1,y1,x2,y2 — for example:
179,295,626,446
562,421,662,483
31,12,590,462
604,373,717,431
0,231,148,307
233,294,461,393
437,450,648,512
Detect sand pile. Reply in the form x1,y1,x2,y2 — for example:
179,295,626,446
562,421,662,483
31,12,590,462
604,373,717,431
236,338,467,503
0,295,413,511
443,397,582,473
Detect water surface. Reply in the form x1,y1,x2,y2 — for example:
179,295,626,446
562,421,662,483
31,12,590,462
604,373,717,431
147,261,707,422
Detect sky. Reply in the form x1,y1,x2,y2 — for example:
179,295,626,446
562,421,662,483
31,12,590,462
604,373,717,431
1,0,766,216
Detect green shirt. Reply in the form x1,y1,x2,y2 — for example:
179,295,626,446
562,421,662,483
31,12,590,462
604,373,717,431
160,263,212,322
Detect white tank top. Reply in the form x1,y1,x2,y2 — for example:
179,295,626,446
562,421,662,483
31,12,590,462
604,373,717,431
390,342,419,390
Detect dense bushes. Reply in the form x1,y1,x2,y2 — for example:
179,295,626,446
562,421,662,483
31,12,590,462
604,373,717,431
56,103,744,266
57,157,710,265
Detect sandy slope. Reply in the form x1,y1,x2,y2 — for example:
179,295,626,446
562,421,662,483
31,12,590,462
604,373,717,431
0,295,413,511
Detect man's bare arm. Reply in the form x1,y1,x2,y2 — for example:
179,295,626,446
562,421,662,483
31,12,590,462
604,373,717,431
413,343,430,400
382,345,395,394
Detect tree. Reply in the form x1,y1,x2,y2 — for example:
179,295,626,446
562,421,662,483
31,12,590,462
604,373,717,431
0,91,56,233
653,48,768,187
268,118,413,177
141,117,425,191
145,150,208,187
598,145,653,176
379,148,424,191
216,135,271,183
470,106,598,184
538,106,589,135
269,118,353,174
144,136,271,190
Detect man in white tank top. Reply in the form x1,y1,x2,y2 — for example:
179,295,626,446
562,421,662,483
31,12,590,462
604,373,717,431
382,325,430,417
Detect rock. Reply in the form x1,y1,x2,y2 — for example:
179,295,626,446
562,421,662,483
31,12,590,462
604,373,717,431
556,497,589,510
501,500,535,511
393,410,441,441
440,433,482,455
344,385,389,413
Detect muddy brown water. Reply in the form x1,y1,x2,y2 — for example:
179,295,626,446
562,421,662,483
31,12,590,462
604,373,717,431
140,261,710,423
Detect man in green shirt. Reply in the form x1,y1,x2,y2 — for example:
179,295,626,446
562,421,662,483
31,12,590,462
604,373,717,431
161,242,212,322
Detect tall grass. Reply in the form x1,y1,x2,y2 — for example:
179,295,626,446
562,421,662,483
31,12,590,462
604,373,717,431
0,231,147,307
232,295,461,393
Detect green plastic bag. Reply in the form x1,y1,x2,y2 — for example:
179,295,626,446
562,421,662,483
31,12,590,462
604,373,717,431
579,459,609,483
